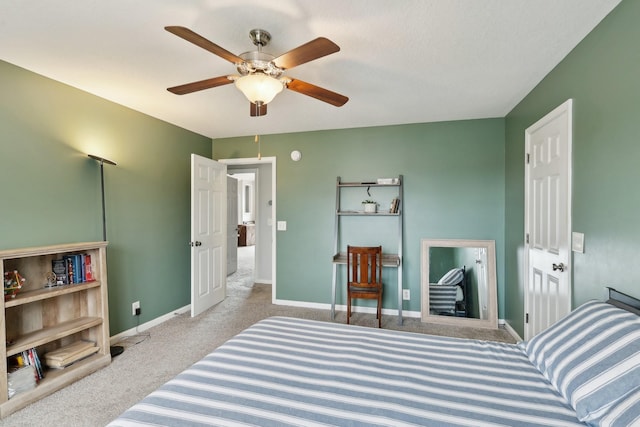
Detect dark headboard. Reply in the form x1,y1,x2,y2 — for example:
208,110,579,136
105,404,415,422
607,287,640,316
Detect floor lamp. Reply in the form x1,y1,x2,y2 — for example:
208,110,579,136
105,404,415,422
88,154,123,357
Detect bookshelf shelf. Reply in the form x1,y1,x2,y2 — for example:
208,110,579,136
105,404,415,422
337,181,401,188
6,317,103,357
4,281,101,308
0,242,110,418
337,211,400,216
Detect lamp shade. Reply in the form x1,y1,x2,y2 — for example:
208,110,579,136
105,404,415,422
234,73,284,104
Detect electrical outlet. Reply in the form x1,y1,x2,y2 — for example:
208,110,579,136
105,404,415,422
132,301,140,316
402,289,410,300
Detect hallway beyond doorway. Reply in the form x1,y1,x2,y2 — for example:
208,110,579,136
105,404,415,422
229,245,255,285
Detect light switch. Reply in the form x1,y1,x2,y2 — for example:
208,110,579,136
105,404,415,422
277,221,287,231
572,232,585,253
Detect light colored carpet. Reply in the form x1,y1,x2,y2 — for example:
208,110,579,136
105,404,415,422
2,246,515,426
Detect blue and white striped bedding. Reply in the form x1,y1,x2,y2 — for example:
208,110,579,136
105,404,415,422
521,300,640,426
429,284,459,314
109,316,589,427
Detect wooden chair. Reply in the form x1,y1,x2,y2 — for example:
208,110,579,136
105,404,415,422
347,245,383,328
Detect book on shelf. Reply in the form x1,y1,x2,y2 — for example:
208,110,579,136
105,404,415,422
84,254,94,281
73,255,79,282
28,348,45,381
51,258,68,285
389,197,400,213
63,255,75,284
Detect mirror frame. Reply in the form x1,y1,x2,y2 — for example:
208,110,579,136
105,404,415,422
421,238,498,329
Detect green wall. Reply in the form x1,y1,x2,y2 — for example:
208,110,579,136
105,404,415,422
504,0,639,336
0,60,211,335
214,119,506,316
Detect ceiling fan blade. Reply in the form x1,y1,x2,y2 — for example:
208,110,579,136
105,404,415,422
286,79,348,107
250,102,268,117
273,37,340,70
165,26,243,64
167,76,232,95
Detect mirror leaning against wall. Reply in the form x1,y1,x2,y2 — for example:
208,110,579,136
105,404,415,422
421,239,498,329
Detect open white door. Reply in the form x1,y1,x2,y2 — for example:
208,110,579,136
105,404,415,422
524,99,572,339
191,154,227,317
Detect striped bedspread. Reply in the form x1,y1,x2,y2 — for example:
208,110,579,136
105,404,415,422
429,284,459,314
108,316,584,427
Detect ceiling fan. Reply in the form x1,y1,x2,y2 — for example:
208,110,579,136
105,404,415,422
165,26,349,116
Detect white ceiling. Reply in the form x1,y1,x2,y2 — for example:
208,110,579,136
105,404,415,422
0,0,621,139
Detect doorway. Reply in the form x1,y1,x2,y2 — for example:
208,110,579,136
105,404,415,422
220,157,276,303
230,171,257,282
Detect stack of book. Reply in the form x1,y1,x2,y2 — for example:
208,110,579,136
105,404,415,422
51,253,94,286
44,341,99,369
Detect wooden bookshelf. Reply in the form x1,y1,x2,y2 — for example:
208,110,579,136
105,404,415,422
0,242,110,418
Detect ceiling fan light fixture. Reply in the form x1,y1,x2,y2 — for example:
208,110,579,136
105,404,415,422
234,73,284,104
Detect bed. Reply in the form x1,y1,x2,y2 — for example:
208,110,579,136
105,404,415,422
108,288,640,427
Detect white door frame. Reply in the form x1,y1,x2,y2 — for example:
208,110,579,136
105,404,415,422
219,157,277,304
524,99,573,339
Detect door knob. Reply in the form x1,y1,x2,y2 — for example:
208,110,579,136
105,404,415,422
552,263,565,272
189,241,202,247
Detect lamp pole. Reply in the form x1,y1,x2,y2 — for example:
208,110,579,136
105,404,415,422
88,154,117,241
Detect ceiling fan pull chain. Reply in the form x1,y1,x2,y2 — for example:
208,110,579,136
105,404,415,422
255,134,262,160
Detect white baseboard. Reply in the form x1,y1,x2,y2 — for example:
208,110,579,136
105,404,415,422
112,300,516,346
501,319,523,342
110,304,190,345
273,298,421,318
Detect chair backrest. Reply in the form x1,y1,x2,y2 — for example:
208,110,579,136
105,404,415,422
347,245,382,286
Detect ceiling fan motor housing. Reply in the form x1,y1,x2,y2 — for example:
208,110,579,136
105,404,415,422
236,51,283,78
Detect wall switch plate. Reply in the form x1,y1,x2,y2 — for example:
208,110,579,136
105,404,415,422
132,301,140,316
572,232,585,253
402,289,410,300
277,221,287,231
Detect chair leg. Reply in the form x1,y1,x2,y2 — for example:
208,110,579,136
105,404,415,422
347,297,351,324
377,296,382,328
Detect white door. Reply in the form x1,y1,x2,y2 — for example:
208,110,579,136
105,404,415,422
191,154,227,317
475,247,488,320
524,99,572,339
227,176,238,275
